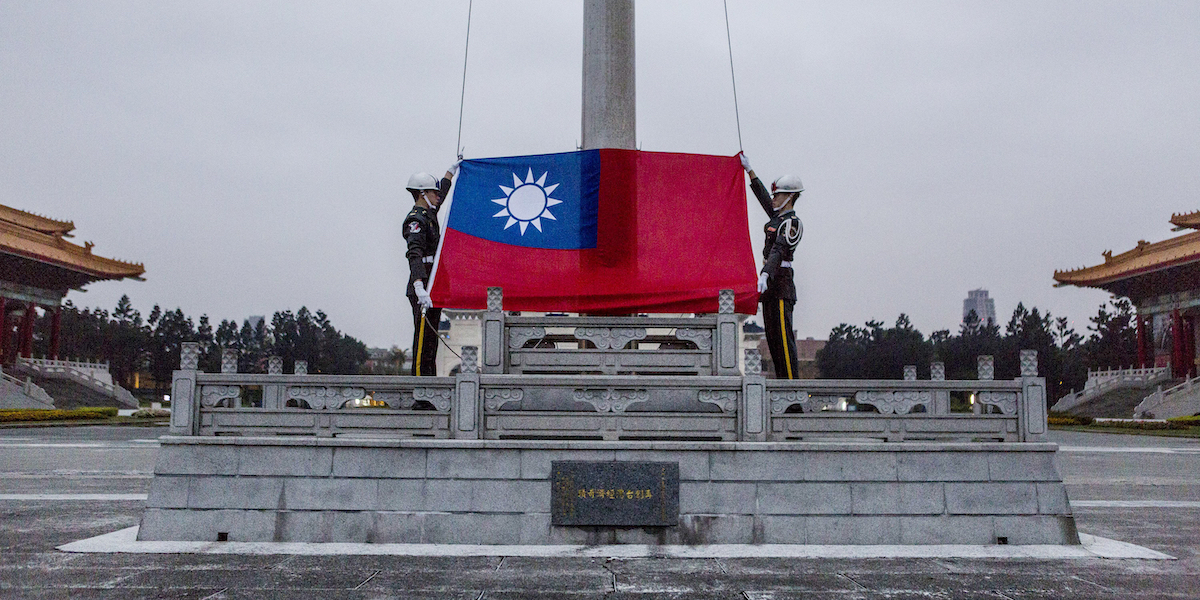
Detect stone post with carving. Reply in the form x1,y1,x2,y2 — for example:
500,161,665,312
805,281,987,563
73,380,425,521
930,361,949,414
1018,349,1048,442
482,287,505,374
974,355,993,415
170,342,200,435
263,356,284,409
715,289,741,376
740,348,768,441
453,346,483,439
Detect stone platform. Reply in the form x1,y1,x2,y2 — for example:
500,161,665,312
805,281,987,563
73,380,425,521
137,436,1078,546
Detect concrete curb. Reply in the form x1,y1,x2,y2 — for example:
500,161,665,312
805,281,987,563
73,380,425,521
58,527,1173,560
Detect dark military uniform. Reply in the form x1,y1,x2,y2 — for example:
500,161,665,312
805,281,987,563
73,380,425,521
751,176,803,379
404,176,452,376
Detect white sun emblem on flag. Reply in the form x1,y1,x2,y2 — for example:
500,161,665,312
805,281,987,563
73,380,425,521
491,168,562,235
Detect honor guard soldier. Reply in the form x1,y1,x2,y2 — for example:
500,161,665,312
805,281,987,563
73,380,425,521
741,154,803,379
404,159,459,376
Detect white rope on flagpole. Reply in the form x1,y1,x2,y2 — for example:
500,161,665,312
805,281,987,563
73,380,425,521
455,0,474,158
723,0,744,152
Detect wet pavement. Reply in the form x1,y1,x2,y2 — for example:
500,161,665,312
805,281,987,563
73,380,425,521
1,425,1198,598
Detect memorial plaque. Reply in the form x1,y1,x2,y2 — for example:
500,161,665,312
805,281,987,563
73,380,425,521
551,461,679,527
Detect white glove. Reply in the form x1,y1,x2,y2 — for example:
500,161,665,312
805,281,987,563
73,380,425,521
739,153,751,172
757,272,769,294
413,281,434,310
448,157,462,176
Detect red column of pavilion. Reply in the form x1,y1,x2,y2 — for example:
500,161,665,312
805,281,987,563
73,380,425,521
0,296,7,364
17,301,36,359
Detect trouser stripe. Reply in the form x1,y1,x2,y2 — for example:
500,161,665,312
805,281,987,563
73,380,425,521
415,312,425,376
779,299,793,380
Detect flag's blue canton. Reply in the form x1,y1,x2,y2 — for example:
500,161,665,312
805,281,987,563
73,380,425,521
447,150,600,250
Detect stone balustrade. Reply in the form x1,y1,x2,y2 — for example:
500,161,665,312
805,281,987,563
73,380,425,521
169,292,1048,442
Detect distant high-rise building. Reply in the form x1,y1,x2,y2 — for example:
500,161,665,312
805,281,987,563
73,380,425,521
963,289,996,325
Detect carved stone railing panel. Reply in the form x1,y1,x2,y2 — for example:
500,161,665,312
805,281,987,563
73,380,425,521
574,327,647,350
977,391,1018,415
413,387,453,412
854,391,933,415
200,385,241,408
770,390,824,414
903,366,917,381
221,349,238,374
294,361,308,375
268,356,283,375
372,391,408,409
508,327,546,350
675,328,712,351
697,390,736,413
484,388,524,411
286,386,366,410
572,388,650,413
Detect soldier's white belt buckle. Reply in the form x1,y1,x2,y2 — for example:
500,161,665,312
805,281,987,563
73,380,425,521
780,261,793,268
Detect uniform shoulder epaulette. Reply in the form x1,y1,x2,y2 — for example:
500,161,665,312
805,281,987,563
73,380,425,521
403,209,427,236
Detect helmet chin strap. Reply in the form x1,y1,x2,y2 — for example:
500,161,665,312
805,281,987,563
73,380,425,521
419,190,440,210
774,193,797,214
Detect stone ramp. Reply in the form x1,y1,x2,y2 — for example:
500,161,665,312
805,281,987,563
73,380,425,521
1065,381,1177,418
29,376,127,409
0,369,55,409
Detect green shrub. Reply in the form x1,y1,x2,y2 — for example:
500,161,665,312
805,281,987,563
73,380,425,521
1166,415,1200,427
0,407,117,423
1048,412,1093,426
132,408,170,419
1091,419,1188,431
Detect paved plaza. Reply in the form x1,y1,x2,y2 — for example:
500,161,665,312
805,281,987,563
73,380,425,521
1,425,1198,598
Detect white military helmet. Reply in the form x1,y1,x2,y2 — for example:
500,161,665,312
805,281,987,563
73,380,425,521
771,174,804,194
405,172,439,193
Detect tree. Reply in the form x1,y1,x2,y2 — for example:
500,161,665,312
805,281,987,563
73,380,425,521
147,307,194,395
818,303,1087,401
108,295,148,388
815,316,929,380
1085,297,1138,370
29,297,371,381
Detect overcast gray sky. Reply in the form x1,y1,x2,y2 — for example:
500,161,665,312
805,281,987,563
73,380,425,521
3,1,1198,348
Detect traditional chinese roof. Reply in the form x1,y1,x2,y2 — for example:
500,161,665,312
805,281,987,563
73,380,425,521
0,204,75,236
0,204,144,292
1054,212,1200,301
1170,210,1200,230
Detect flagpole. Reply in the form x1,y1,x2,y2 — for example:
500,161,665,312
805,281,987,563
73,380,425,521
582,0,635,150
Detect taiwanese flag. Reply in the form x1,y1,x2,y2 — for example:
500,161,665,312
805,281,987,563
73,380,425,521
429,149,758,314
